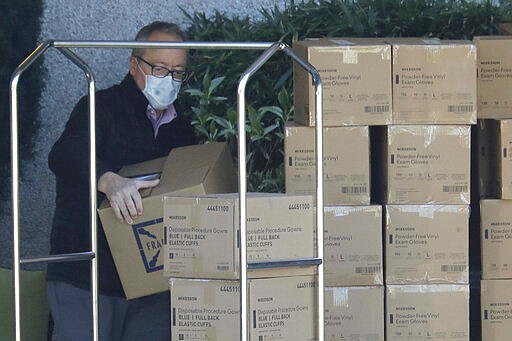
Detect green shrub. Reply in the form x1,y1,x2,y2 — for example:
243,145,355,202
181,0,512,192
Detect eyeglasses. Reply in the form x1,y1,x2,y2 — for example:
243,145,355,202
135,56,190,82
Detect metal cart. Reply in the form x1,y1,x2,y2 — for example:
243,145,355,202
11,40,324,341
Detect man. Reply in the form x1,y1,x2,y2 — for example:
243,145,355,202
47,21,196,340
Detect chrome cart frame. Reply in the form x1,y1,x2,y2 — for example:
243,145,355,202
11,40,324,341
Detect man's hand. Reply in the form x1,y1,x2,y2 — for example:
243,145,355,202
98,171,160,224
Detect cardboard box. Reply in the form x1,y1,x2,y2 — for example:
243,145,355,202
98,142,238,299
474,36,512,119
480,199,512,279
250,275,318,340
170,275,318,341
170,278,240,340
324,286,384,341
284,123,370,205
386,284,470,340
391,39,476,124
381,125,471,204
293,38,392,126
163,193,314,279
481,279,512,340
323,205,383,286
385,205,469,284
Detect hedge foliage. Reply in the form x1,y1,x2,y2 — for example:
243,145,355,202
180,0,512,192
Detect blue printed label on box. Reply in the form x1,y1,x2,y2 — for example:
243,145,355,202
132,217,164,273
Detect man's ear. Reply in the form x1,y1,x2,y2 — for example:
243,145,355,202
129,56,137,76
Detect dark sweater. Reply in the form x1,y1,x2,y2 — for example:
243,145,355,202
47,74,195,297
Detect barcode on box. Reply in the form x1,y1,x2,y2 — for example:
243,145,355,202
217,265,229,271
364,105,390,113
448,104,473,113
342,186,368,194
442,185,468,193
355,266,381,274
441,264,467,272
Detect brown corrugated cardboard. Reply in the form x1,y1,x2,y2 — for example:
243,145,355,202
170,278,240,341
284,123,370,205
381,125,471,204
391,39,476,124
480,199,512,279
98,142,238,299
324,286,385,341
323,205,383,286
169,275,318,341
293,38,392,126
481,279,512,340
386,284,470,340
474,36,512,119
385,205,469,284
163,193,314,279
249,275,318,341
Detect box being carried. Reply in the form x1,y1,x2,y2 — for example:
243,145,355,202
293,38,392,126
98,142,237,299
163,193,314,279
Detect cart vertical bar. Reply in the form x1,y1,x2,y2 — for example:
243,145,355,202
57,47,99,341
237,42,284,341
283,45,324,341
10,41,53,341
12,40,326,341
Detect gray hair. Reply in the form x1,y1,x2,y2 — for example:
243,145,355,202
132,21,186,57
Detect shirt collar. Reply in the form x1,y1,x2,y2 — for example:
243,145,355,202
146,104,177,138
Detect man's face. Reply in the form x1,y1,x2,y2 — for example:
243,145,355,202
129,31,187,91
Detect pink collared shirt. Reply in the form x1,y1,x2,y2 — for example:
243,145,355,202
146,104,177,138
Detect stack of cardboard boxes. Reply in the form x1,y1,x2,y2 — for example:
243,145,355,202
163,192,319,340
290,37,476,340
290,38,390,340
476,36,512,341
98,142,321,339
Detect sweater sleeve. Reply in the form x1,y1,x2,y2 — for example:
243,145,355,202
48,95,116,186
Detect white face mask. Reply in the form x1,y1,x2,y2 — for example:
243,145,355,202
142,75,181,110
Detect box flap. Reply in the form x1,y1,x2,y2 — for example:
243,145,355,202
118,156,166,178
142,141,237,197
152,165,210,196
163,142,226,176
